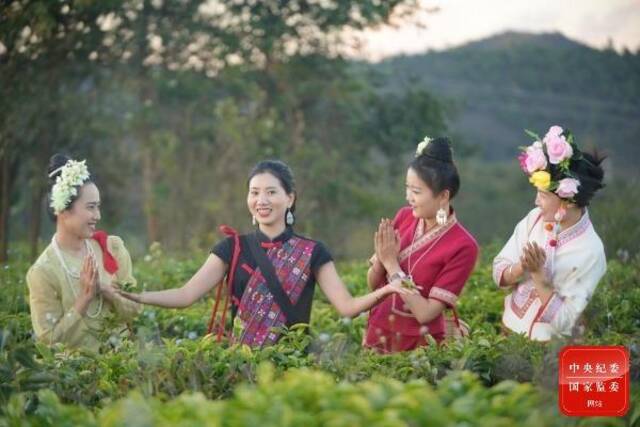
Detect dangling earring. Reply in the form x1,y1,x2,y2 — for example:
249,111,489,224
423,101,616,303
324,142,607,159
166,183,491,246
549,205,566,248
286,208,295,226
436,207,447,226
252,215,257,226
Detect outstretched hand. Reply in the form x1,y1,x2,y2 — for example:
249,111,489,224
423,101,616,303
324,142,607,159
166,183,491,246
116,288,145,304
382,278,420,297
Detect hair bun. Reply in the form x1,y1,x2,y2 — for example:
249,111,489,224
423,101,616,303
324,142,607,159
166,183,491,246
570,149,606,207
47,153,71,185
420,137,453,163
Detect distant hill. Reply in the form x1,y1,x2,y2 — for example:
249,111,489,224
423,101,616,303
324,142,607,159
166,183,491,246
367,31,640,176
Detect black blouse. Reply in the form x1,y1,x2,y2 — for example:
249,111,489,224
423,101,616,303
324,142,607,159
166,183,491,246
211,227,333,321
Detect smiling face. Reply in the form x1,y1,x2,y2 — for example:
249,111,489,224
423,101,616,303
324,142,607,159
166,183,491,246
405,167,449,221
58,182,101,239
535,190,564,222
247,172,295,228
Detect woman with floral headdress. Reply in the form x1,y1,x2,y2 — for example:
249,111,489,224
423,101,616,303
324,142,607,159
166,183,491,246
364,137,479,353
493,125,607,341
26,154,141,351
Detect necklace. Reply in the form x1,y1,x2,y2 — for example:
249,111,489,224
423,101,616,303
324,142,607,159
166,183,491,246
51,235,103,318
405,217,450,282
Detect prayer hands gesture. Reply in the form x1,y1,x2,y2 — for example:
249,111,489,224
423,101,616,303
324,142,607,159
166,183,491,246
520,242,546,276
375,218,400,270
75,255,99,314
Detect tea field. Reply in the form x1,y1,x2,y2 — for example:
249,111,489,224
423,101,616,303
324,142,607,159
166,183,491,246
1,244,639,426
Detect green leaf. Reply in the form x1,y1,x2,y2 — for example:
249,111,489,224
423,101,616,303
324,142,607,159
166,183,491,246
524,129,541,141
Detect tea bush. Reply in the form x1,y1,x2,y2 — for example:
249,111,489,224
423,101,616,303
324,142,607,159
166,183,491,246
1,246,638,425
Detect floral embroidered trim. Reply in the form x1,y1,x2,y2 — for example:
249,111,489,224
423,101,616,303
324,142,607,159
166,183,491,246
557,210,591,248
510,281,538,319
398,213,457,263
429,286,458,307
538,292,564,323
492,257,512,286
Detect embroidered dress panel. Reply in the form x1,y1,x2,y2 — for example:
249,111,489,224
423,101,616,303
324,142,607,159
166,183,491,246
234,236,315,348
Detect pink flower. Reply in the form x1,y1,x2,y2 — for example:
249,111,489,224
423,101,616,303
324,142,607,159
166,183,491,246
525,141,547,173
544,127,573,164
517,152,528,173
546,125,563,138
555,178,580,198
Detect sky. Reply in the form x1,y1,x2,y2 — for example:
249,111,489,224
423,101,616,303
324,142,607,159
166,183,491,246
352,0,640,61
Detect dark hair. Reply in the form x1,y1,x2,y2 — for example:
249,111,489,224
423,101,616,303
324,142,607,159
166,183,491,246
47,153,94,220
409,137,460,198
247,160,297,213
570,150,606,207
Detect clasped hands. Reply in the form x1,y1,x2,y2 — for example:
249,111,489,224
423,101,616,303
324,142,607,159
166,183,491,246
520,242,551,289
373,219,420,296
78,255,122,302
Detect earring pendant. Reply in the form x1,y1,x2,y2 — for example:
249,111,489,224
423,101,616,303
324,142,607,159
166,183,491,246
286,210,294,226
436,208,447,226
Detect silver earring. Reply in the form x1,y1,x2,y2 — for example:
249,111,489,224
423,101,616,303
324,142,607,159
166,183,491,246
436,208,447,226
252,215,257,226
286,209,294,226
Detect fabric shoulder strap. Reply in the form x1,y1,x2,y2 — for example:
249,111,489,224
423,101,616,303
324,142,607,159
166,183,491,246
246,233,301,326
207,225,241,338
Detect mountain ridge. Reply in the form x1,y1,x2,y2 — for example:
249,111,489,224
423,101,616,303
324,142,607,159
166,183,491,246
365,31,639,173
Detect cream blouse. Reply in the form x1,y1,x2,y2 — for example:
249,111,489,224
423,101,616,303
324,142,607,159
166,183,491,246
493,208,606,341
26,235,142,351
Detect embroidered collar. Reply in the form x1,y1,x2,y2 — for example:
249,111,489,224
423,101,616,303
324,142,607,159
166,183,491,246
398,209,457,263
556,208,591,247
255,226,294,248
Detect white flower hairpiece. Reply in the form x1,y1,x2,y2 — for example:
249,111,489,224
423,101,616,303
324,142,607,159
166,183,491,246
49,160,90,215
415,136,432,157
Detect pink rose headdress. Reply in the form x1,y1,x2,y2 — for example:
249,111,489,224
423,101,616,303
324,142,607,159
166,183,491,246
518,125,582,202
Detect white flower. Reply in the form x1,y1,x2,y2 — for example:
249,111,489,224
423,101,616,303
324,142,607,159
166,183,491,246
415,136,432,157
49,160,90,215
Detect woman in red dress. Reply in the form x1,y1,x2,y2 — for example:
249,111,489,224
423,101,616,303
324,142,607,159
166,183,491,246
364,137,479,353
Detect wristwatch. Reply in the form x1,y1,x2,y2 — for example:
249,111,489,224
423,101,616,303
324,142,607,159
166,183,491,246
388,270,408,282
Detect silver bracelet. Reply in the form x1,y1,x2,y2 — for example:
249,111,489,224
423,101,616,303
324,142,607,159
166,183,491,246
507,264,514,279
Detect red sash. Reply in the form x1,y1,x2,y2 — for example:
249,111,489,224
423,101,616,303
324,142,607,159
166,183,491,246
91,230,119,274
